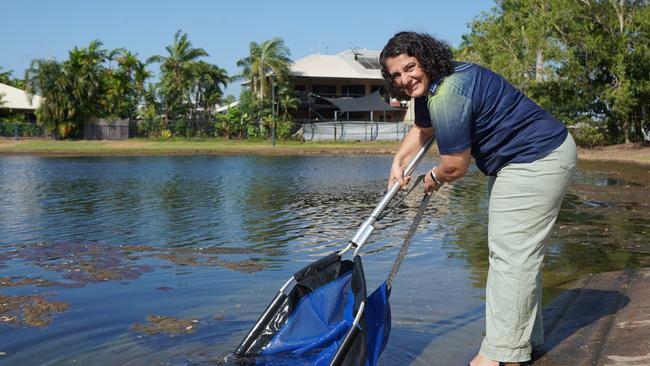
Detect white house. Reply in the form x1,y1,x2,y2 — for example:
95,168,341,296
0,83,42,112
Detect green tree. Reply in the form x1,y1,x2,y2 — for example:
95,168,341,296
66,40,108,122
548,0,650,143
215,105,243,139
0,67,25,89
106,50,151,118
278,90,299,121
459,0,650,144
236,37,292,137
148,30,209,122
237,37,292,101
24,40,150,138
458,0,565,92
24,58,73,137
0,67,14,85
237,89,266,138
188,61,229,119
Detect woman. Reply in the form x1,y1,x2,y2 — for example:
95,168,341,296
380,32,576,366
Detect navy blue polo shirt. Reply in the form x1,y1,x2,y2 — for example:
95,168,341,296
414,62,567,176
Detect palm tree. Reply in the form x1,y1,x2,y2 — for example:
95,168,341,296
65,40,108,121
236,37,292,102
0,67,24,89
24,58,72,136
189,61,229,118
236,38,292,137
148,30,209,121
108,50,151,118
106,48,126,72
0,67,14,85
279,93,299,121
24,40,110,138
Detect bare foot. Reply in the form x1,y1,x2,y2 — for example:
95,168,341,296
469,354,499,366
469,354,522,366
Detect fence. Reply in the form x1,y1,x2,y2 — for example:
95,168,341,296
0,121,47,139
129,118,216,138
1,119,219,139
84,118,129,140
301,121,411,141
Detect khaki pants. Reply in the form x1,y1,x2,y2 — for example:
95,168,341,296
479,134,577,362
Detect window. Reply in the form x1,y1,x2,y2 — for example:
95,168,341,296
370,85,384,95
341,85,365,97
311,85,337,98
294,85,307,101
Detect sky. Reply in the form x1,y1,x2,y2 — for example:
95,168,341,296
2,0,495,97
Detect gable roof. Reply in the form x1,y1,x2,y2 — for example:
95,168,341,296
291,49,383,80
0,83,43,111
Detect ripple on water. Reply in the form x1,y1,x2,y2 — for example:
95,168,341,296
0,155,649,365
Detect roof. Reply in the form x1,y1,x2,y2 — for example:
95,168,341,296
0,83,43,111
216,100,240,113
291,49,383,80
323,91,399,113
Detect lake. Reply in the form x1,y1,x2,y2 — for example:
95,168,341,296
0,155,648,365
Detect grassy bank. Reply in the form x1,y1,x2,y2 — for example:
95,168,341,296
0,138,402,156
1,138,649,165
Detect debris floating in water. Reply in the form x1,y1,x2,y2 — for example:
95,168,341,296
0,241,268,328
130,315,199,336
0,293,70,327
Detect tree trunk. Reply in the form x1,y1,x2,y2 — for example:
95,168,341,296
623,119,631,144
536,49,544,82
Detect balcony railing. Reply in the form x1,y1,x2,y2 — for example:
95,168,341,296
296,91,371,103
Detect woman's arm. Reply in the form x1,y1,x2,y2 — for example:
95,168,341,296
388,126,433,190
424,148,471,192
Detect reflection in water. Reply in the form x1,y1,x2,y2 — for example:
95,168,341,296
0,155,648,365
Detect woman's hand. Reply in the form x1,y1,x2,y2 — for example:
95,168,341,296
423,166,443,194
388,162,411,191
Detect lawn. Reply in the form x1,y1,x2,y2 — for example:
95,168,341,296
0,138,403,156
2,138,649,166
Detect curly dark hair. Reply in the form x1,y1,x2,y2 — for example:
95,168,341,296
380,32,454,87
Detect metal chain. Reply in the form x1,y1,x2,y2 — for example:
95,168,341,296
377,174,426,222
386,188,432,290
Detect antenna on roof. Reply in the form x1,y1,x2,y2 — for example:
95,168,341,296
352,47,361,60
317,41,328,55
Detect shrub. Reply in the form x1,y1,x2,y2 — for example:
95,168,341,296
275,119,296,140
159,129,172,139
571,124,606,148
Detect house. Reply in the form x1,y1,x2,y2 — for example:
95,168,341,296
235,49,416,140
0,82,42,120
289,49,414,141
290,49,404,122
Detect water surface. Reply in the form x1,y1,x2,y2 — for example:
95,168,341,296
0,155,648,365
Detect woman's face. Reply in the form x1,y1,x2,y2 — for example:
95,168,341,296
385,54,429,98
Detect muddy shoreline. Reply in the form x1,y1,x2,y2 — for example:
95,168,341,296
2,140,650,165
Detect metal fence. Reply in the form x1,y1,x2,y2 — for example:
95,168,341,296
301,121,411,141
0,121,47,139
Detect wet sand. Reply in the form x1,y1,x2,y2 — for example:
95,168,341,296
534,268,650,366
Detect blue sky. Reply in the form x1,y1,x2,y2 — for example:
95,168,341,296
2,0,495,96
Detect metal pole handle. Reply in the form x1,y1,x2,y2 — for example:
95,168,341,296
349,136,434,254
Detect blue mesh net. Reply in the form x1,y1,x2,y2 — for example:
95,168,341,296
364,282,391,366
255,273,391,366
262,273,354,358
